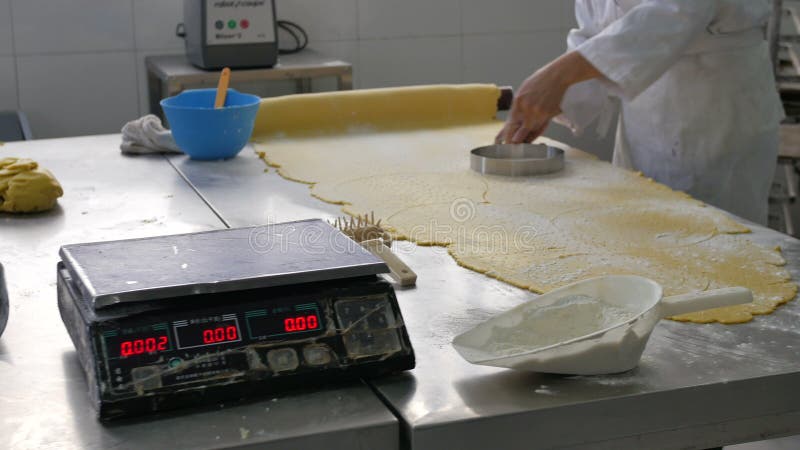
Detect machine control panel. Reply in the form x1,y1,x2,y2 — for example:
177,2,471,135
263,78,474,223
205,0,275,46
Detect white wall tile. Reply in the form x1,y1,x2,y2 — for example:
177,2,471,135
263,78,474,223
133,0,184,51
275,0,357,41
0,0,13,55
461,0,562,34
563,1,577,29
135,50,178,117
18,53,139,138
12,0,134,54
358,0,460,39
358,37,460,88
462,31,565,87
309,40,358,90
0,56,17,110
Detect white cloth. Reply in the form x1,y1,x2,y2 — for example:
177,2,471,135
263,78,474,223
556,0,784,224
120,115,182,155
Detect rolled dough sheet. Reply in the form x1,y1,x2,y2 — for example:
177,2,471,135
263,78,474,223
251,84,796,324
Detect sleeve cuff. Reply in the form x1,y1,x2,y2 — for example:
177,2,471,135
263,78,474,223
556,79,616,137
576,40,642,101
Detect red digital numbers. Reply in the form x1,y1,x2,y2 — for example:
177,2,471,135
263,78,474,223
284,315,319,332
120,336,168,358
202,325,238,344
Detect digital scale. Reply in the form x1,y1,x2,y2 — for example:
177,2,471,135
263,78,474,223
57,219,415,421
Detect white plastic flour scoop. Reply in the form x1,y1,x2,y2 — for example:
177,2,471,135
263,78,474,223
452,275,752,375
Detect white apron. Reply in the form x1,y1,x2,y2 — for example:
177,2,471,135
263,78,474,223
557,0,785,224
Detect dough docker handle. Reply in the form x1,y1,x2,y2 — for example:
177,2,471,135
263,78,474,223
360,239,417,287
659,287,753,318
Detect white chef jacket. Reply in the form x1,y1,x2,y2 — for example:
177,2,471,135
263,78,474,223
556,0,785,224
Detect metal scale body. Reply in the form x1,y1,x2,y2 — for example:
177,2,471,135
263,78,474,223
57,219,415,421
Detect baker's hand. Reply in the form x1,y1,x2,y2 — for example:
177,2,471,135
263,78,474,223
496,68,568,145
496,51,603,145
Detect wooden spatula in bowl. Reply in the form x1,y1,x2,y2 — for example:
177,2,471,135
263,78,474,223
214,67,231,109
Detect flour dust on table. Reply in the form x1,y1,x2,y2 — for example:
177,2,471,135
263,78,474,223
251,85,796,324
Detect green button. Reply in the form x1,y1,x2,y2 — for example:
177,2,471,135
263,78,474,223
168,357,183,368
228,20,237,29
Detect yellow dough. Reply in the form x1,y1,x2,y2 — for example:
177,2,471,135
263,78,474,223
0,157,63,213
254,84,501,137
252,84,796,324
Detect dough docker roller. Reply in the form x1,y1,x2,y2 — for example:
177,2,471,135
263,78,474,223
470,143,565,177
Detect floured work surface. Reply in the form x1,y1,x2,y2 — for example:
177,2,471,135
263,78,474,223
252,84,796,324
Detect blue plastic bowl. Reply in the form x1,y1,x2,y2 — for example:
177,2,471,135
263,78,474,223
161,88,261,160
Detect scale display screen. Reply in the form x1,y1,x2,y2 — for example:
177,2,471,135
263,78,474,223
103,324,172,359
244,301,323,339
174,315,242,349
102,302,326,358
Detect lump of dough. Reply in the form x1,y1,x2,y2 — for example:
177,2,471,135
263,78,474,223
0,157,63,213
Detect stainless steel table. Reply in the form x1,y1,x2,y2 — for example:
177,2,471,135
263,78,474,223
0,136,398,450
168,146,800,450
146,50,353,119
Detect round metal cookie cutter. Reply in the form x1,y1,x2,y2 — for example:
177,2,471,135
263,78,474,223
470,144,564,176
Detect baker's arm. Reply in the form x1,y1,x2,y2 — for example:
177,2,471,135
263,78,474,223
500,0,619,143
555,0,622,136
499,0,716,144
576,0,715,101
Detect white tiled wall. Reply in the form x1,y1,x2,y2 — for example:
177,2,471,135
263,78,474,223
132,0,185,51
462,31,565,87
17,52,139,138
358,0,461,39
358,37,461,88
0,0,581,142
0,0,14,56
0,57,16,109
277,0,358,41
461,0,564,34
12,0,135,54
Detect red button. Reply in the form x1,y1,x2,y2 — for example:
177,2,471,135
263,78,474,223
240,19,250,29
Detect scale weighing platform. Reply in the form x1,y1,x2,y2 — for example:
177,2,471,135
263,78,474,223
56,219,415,421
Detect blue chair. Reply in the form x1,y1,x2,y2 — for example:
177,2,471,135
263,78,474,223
0,111,33,141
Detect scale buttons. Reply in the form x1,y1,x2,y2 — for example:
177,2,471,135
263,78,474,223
131,366,163,391
335,297,402,357
334,296,396,332
303,345,332,366
267,348,299,372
